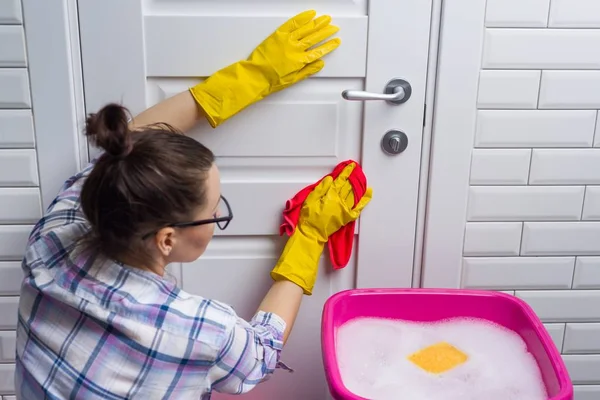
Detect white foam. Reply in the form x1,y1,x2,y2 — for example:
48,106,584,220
336,317,547,400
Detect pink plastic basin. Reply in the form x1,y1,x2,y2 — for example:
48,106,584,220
321,288,572,400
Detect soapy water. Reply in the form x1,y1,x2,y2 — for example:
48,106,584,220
336,317,547,400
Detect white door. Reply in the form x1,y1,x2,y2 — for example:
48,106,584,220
78,1,432,398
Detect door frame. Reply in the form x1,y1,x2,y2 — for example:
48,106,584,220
421,0,489,288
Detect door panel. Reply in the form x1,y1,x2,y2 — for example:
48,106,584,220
143,0,368,15
78,1,432,398
144,16,368,77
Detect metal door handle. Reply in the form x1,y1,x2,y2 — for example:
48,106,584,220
341,78,412,105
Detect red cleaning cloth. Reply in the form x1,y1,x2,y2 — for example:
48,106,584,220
279,160,367,270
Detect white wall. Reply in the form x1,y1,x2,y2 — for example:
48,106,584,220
425,0,600,398
0,0,37,397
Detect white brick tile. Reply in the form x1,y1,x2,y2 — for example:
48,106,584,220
470,149,530,185
0,331,15,363
485,0,550,27
549,0,600,28
522,222,600,256
0,0,22,24
539,71,600,109
530,150,600,185
477,70,540,109
462,257,574,289
0,149,38,186
476,110,597,148
0,297,18,330
0,110,35,148
516,290,600,322
483,29,600,69
467,186,584,221
0,364,14,394
574,385,600,400
0,225,31,261
583,187,600,220
544,323,565,352
0,26,26,67
564,324,600,354
563,355,600,384
573,257,600,289
0,262,23,296
0,188,41,224
0,69,30,109
595,112,600,147
463,222,522,256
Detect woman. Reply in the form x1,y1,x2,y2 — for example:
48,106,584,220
15,10,372,399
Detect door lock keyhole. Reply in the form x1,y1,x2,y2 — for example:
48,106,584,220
382,130,408,155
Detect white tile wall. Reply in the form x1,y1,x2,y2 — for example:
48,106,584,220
574,385,600,400
595,112,600,147
562,355,600,384
515,291,600,322
0,297,18,330
0,262,23,296
564,323,600,354
0,331,16,362
462,257,574,289
467,186,584,221
0,69,30,108
0,110,35,148
485,0,550,28
470,149,531,184
0,0,21,24
0,364,15,395
549,0,600,28
0,188,40,223
0,25,25,67
530,150,600,185
0,3,37,396
0,149,38,186
539,71,600,109
475,110,597,148
477,70,540,109
521,222,600,256
483,29,600,70
582,187,600,220
463,222,522,256
467,0,600,375
573,257,600,289
544,323,565,351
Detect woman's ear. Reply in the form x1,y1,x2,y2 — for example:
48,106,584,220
154,227,177,257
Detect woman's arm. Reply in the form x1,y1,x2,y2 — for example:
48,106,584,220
256,280,304,344
129,91,203,133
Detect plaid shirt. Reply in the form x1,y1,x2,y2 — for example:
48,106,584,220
15,160,287,399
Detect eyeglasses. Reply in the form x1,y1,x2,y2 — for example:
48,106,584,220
141,195,233,240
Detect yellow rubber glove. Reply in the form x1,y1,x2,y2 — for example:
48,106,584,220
271,163,373,295
189,10,341,128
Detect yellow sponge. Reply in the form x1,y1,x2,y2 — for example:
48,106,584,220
408,342,468,374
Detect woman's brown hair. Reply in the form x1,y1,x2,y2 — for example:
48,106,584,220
80,103,214,262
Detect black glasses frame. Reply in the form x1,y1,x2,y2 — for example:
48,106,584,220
142,195,233,240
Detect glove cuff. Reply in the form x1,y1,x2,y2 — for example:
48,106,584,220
189,60,272,128
271,230,325,295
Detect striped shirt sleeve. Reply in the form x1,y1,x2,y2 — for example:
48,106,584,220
209,310,287,394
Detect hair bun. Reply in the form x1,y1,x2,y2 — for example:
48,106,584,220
85,103,133,158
